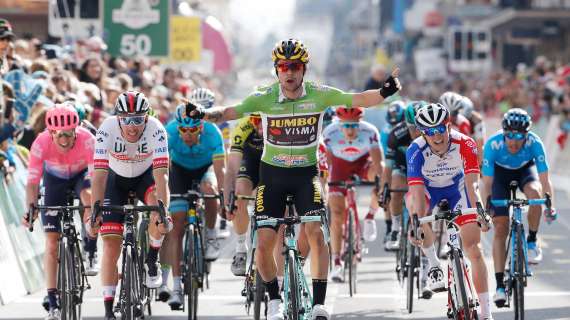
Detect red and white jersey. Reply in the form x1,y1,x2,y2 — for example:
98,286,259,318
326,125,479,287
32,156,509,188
94,116,169,177
406,129,479,189
317,139,328,172
452,114,472,136
322,121,381,162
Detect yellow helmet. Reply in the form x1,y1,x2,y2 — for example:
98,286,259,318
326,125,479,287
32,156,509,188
271,39,309,64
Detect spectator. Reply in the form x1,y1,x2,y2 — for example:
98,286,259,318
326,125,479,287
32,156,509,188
364,63,387,90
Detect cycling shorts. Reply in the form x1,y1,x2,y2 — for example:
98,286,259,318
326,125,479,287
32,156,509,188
329,154,371,196
236,152,261,187
426,183,471,214
169,161,215,213
255,162,325,229
41,169,90,233
491,162,538,217
100,168,155,236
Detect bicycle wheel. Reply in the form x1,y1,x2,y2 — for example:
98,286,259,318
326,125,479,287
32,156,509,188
67,243,81,320
137,218,152,315
452,249,471,320
123,248,134,320
347,208,356,297
190,228,202,319
435,220,447,259
253,270,266,320
286,250,299,320
513,224,525,320
397,217,408,285
406,241,416,313
58,239,71,320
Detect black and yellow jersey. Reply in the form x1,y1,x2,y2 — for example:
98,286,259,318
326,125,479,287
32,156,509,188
230,117,263,157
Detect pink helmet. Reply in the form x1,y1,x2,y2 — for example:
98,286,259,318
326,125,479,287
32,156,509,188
45,103,80,131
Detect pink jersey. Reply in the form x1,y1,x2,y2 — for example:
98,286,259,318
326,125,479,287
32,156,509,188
28,127,95,184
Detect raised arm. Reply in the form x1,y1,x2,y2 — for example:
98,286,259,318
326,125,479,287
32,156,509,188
203,106,240,123
352,68,401,108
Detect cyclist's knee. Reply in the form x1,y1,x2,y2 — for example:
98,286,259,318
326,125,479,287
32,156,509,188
256,229,277,252
200,181,217,194
45,234,59,255
464,242,483,261
493,220,509,239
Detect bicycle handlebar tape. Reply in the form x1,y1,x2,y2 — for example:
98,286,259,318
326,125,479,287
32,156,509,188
27,204,35,232
91,201,101,229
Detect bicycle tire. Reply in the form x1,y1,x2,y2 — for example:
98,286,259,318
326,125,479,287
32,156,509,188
435,220,447,259
58,238,70,320
406,240,415,313
253,270,266,320
514,224,525,320
183,226,195,319
68,243,81,320
123,247,134,320
397,217,408,286
287,250,300,320
137,218,152,315
452,249,471,320
348,208,356,297
190,228,201,319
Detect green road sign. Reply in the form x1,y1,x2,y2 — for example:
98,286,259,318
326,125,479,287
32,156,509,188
104,0,169,57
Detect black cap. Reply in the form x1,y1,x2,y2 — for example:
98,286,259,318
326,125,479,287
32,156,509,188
0,19,15,40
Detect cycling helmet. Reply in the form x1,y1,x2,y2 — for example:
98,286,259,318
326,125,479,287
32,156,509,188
415,103,450,129
439,91,464,115
189,87,215,109
405,101,426,126
502,108,532,132
115,91,150,115
271,39,309,64
45,103,80,131
386,101,406,125
67,101,86,121
175,104,202,128
323,107,336,128
461,96,474,118
336,106,363,122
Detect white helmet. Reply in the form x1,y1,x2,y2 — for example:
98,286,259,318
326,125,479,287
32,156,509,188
439,91,464,114
461,96,474,118
415,103,450,129
188,88,215,109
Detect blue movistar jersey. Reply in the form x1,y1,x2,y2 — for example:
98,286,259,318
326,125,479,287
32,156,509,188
380,124,392,157
482,131,549,176
166,120,225,170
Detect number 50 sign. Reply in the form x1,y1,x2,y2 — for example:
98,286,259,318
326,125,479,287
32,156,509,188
104,0,169,57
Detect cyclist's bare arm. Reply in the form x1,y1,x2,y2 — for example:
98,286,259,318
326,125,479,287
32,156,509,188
25,183,39,211
212,157,226,191
91,169,109,206
409,184,426,217
223,151,243,205
203,106,240,123
480,175,494,208
539,171,554,204
465,172,483,207
152,167,170,208
352,68,399,108
369,147,384,180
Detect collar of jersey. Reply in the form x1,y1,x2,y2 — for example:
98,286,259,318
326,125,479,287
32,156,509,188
278,82,307,103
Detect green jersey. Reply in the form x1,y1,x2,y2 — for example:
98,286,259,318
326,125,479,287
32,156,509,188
234,81,353,168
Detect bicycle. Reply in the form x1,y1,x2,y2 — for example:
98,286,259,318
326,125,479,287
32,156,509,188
27,190,91,320
255,195,330,320
170,188,222,319
491,181,551,320
416,200,490,320
228,192,267,320
328,175,376,297
91,192,167,320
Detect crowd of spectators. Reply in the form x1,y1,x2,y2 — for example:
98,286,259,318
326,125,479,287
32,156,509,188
0,18,227,178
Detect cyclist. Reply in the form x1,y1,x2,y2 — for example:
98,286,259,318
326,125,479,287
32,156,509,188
460,96,486,165
382,101,423,251
163,103,226,308
223,113,263,276
479,108,556,307
439,91,472,135
190,87,231,239
90,91,171,320
22,103,97,320
406,103,493,319
184,38,401,320
323,106,383,282
378,100,406,245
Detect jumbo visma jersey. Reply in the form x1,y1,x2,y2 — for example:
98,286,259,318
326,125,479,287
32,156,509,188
234,82,354,168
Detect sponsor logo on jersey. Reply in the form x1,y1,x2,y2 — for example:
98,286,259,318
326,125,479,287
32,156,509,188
266,114,320,146
271,154,308,166
341,146,363,156
297,103,316,110
491,139,504,150
256,185,265,212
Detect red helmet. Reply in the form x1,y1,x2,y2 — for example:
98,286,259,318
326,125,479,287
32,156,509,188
335,106,363,121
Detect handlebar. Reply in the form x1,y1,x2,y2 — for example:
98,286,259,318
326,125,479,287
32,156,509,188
491,193,551,209
328,174,378,188
380,182,408,206
26,205,36,232
91,200,167,228
228,191,256,212
255,215,322,228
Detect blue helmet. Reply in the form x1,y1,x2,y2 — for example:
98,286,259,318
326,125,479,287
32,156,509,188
386,101,406,125
175,104,202,128
502,108,531,132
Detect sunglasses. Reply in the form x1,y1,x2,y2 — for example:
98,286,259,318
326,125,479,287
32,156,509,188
118,115,146,126
250,116,262,126
341,122,359,129
505,131,526,140
276,61,304,73
420,124,447,137
178,125,202,135
50,130,75,138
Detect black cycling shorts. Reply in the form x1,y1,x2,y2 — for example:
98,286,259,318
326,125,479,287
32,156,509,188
169,161,213,213
41,169,90,233
491,162,538,217
255,162,325,228
100,167,155,236
237,153,261,187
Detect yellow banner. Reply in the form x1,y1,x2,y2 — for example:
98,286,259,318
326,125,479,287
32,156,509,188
170,16,201,62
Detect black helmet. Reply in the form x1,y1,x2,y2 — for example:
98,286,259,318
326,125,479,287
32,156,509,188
502,108,531,132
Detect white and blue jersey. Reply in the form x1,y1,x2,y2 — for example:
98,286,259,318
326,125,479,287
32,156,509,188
322,121,381,162
166,120,225,170
406,129,480,211
482,131,548,176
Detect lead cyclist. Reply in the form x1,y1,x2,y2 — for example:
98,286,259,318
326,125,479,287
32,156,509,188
183,38,401,320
